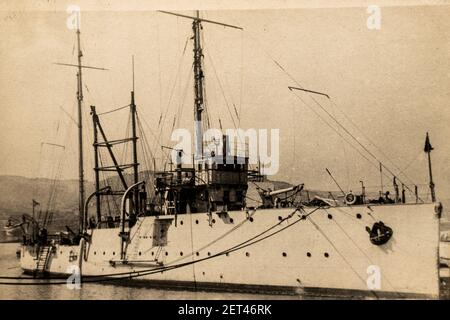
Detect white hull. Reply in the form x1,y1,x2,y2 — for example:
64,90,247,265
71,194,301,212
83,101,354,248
20,203,441,298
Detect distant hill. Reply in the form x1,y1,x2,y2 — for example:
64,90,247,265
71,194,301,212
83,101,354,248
0,175,81,219
1,174,448,222
0,172,152,221
0,174,294,219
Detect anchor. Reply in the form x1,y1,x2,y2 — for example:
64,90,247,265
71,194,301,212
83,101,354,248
365,221,393,246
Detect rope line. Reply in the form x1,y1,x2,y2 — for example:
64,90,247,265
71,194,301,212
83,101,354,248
307,215,379,299
0,207,321,285
325,210,400,295
97,104,130,116
228,21,424,202
306,93,423,202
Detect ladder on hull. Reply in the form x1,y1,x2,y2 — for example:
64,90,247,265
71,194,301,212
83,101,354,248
126,217,145,261
34,245,52,277
126,219,162,265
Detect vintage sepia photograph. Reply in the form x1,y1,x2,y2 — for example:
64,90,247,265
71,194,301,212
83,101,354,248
0,0,449,303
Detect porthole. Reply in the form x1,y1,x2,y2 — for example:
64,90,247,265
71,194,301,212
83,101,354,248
249,217,254,222
180,252,183,256
212,219,216,224
356,213,362,219
282,252,287,257
245,252,250,257
327,214,333,219
307,252,311,257
138,252,142,256
202,272,205,275
60,251,62,254
196,252,200,256
112,252,115,255
278,216,282,221
230,218,234,223
324,252,329,258
207,252,211,256
151,251,154,256
195,220,199,224
94,251,96,255
220,274,223,279
180,221,184,225
103,251,105,255
165,252,168,256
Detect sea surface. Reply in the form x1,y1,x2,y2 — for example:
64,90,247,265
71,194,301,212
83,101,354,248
1,218,448,300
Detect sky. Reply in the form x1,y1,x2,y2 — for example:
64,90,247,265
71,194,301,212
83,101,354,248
0,0,449,200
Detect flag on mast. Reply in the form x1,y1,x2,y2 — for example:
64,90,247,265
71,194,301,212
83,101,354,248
424,132,436,202
424,132,433,153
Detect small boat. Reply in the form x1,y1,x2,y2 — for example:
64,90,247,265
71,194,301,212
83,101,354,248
3,218,21,236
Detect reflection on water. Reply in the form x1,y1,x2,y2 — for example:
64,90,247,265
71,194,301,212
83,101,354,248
0,243,297,300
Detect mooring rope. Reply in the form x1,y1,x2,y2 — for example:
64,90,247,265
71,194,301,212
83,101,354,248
0,206,322,285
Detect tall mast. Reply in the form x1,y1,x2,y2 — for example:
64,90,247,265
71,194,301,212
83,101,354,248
76,19,86,233
91,106,101,223
157,10,242,160
55,13,107,232
131,56,139,214
193,10,205,159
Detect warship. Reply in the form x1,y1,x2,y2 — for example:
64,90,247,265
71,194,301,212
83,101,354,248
16,11,442,299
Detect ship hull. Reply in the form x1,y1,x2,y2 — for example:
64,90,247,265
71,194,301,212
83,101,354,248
20,203,441,298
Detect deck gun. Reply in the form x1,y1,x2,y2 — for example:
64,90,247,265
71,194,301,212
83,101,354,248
256,184,304,208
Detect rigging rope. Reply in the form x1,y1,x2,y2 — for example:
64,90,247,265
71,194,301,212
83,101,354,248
324,209,400,295
120,111,131,165
136,113,155,178
0,207,322,285
175,66,194,128
330,99,417,187
238,30,244,127
226,21,423,201
156,35,191,149
97,104,130,116
291,90,423,202
203,38,238,131
156,14,163,121
291,92,380,170
305,92,421,201
307,215,379,299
